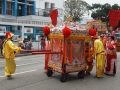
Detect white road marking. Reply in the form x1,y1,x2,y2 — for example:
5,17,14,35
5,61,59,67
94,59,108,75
0,60,4,63
15,58,22,61
0,69,37,78
0,58,22,63
16,62,41,67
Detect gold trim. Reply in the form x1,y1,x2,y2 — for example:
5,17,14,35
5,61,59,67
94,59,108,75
49,34,91,40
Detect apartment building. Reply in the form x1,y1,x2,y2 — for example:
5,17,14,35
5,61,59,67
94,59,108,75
0,0,64,42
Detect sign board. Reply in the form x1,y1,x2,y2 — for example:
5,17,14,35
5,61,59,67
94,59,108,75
0,26,6,33
24,28,33,33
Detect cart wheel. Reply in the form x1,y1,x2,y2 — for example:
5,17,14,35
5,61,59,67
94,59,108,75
60,74,66,82
78,71,85,79
47,70,53,77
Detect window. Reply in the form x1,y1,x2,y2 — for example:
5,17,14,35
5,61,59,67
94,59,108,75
0,1,2,7
36,27,43,34
51,3,55,9
10,26,21,35
27,6,32,15
45,2,49,9
0,1,2,14
6,2,13,15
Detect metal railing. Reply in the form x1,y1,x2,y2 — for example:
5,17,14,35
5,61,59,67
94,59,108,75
0,16,51,26
17,8,33,16
17,19,50,26
0,18,17,23
0,17,62,26
36,8,63,17
0,7,63,26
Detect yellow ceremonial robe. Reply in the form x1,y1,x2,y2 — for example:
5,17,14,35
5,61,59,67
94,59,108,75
2,39,21,76
94,39,105,77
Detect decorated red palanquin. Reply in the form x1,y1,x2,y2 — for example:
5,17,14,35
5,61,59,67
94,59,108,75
23,20,96,82
40,20,97,82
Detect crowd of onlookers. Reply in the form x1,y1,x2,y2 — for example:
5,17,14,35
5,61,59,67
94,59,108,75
0,35,46,55
17,36,33,50
17,36,46,50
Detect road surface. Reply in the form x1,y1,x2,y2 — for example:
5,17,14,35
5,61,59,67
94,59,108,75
0,54,120,90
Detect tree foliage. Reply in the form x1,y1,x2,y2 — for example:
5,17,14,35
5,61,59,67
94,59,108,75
88,3,120,31
64,0,90,22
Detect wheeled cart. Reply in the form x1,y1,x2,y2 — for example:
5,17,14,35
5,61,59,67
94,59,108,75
44,33,91,82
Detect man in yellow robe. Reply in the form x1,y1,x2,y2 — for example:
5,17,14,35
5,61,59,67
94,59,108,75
2,32,23,79
92,35,105,78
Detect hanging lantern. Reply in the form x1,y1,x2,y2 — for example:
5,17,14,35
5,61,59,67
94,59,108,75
89,28,96,36
108,44,114,50
43,26,50,35
62,27,71,37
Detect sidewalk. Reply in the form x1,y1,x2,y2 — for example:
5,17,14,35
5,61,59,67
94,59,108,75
0,53,32,58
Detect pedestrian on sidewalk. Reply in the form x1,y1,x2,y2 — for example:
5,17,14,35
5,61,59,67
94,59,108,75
2,32,23,80
0,37,5,55
40,37,46,50
17,36,21,47
26,37,32,50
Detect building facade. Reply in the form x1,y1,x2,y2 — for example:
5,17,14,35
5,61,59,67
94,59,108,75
0,0,64,43
0,0,36,16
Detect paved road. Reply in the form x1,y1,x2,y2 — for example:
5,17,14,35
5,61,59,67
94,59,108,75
0,53,120,90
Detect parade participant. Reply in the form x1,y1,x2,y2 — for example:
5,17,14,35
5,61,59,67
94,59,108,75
85,41,93,75
85,33,98,75
2,32,23,79
100,34,106,49
92,35,105,78
104,36,117,76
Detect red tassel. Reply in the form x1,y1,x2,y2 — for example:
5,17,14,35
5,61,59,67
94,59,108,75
43,26,50,35
62,27,71,37
89,28,96,36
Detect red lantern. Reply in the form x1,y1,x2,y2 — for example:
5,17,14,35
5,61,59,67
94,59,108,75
43,26,50,35
108,44,114,50
62,27,71,37
89,28,96,36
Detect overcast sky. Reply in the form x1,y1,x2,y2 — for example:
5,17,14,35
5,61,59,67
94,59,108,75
64,0,120,17
83,0,120,5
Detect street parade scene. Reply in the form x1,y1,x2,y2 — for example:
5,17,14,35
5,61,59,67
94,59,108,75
0,0,120,90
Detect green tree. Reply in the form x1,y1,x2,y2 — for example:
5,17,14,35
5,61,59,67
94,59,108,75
64,0,90,22
88,3,120,32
